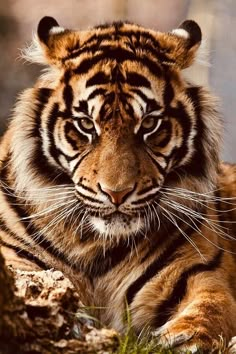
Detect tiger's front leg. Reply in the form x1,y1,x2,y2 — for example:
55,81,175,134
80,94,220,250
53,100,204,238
150,273,236,353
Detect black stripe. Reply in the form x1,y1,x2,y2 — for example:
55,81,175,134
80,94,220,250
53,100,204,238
47,103,62,165
153,121,172,148
63,84,74,113
126,234,186,304
131,88,149,103
153,250,223,328
25,88,51,140
146,99,162,113
139,218,180,264
74,49,162,77
29,88,52,140
31,147,72,186
63,69,72,84
86,72,110,87
61,151,81,162
164,101,192,165
0,216,30,248
126,213,204,305
131,89,162,113
150,151,168,159
179,86,209,180
29,92,72,186
77,182,97,195
131,190,160,205
137,184,159,196
76,190,103,204
72,152,90,176
46,106,85,171
87,88,107,101
64,121,88,149
145,150,166,176
163,77,175,106
82,235,143,278
0,239,49,270
126,72,151,88
74,100,88,115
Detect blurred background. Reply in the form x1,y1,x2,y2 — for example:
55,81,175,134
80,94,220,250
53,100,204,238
0,0,235,162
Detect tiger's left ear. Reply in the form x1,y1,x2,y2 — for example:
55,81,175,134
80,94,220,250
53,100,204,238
158,20,202,69
37,16,79,65
24,16,79,66
37,16,63,45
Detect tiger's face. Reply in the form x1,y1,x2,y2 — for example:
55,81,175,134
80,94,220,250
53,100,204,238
25,17,220,239
51,63,189,238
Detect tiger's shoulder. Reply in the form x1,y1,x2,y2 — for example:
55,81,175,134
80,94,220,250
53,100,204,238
217,162,236,230
219,162,236,191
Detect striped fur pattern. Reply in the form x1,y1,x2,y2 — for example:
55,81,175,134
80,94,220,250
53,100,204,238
0,17,236,352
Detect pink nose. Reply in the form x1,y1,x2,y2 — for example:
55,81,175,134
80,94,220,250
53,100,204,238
100,186,133,205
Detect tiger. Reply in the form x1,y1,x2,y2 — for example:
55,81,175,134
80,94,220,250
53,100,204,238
0,16,236,353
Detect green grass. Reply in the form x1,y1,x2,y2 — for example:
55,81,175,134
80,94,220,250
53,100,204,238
115,330,227,354
75,306,227,354
115,328,177,354
114,303,180,354
113,308,227,354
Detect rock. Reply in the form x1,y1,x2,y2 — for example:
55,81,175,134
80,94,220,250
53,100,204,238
0,251,119,354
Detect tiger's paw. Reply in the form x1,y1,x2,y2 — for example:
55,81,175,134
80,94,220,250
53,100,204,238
152,327,198,353
152,319,223,353
228,337,236,354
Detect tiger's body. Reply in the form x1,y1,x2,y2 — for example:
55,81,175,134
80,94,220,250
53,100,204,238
0,17,236,352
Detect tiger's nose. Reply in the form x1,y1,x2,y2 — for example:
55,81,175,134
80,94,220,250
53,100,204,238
100,185,134,205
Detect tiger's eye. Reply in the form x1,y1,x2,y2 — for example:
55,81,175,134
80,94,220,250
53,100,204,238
141,116,156,130
80,118,94,131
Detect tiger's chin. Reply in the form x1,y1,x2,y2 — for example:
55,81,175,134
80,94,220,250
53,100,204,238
89,213,145,239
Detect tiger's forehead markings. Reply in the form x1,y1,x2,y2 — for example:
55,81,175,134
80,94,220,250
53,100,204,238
63,43,163,129
86,72,110,87
86,70,151,90
64,22,173,69
72,63,150,124
68,24,165,78
72,48,163,77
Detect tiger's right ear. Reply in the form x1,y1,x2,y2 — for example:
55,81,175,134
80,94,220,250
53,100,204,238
24,16,79,66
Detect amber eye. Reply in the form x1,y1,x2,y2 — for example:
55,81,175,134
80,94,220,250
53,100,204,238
141,116,156,130
139,113,163,140
80,118,94,130
75,117,95,134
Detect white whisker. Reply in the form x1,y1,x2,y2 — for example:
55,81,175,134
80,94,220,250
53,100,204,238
158,203,206,261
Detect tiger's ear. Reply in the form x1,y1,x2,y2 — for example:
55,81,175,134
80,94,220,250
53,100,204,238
37,16,63,45
158,20,202,69
24,16,79,66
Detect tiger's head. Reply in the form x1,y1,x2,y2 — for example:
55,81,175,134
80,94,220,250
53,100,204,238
13,17,221,240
